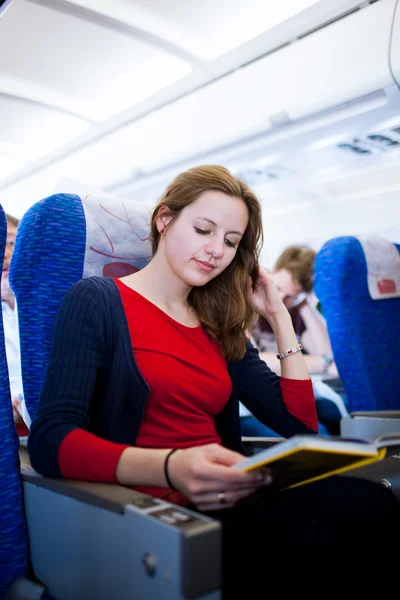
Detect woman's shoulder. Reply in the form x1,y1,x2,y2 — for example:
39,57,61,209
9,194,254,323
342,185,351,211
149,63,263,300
57,277,125,331
68,275,117,292
63,276,119,306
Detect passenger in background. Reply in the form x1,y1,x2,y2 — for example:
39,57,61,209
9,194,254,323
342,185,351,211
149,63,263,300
1,213,27,434
28,166,400,592
252,244,337,376
241,244,338,437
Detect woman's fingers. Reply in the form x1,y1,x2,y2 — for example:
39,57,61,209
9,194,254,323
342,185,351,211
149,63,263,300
195,462,271,490
186,444,271,487
168,443,272,508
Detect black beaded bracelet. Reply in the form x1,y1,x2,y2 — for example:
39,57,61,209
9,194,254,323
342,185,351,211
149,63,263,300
164,448,179,490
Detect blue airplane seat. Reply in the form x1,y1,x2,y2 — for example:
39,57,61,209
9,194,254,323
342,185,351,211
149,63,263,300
10,192,152,425
10,191,221,600
0,204,29,596
314,235,400,440
10,194,86,425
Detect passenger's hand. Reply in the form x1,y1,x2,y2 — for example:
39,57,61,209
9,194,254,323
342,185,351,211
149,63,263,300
296,291,319,311
249,267,287,322
12,396,24,425
327,361,339,377
167,443,272,511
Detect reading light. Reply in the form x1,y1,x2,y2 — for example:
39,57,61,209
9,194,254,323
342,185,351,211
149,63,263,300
260,92,388,147
192,93,388,171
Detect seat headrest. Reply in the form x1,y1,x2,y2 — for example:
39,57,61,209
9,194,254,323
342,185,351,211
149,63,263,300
80,191,153,278
356,235,400,299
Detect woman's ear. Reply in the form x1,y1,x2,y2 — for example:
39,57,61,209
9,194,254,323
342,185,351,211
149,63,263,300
156,206,173,234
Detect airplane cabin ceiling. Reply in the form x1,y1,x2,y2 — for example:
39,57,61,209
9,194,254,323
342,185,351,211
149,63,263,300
0,0,399,219
50,0,323,60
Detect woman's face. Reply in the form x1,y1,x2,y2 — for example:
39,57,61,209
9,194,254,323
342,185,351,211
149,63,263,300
158,190,249,287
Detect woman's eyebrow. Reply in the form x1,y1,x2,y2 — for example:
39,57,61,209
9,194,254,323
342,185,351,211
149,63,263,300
197,217,243,236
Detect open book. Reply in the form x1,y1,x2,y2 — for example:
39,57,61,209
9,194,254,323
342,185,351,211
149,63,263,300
233,434,400,491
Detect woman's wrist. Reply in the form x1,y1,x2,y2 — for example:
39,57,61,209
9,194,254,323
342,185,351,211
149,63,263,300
116,447,174,487
164,448,179,489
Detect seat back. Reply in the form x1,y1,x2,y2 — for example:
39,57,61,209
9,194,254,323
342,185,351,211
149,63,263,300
314,235,400,413
10,192,152,424
0,204,28,596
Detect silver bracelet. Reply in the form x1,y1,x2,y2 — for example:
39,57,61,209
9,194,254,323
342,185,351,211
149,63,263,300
276,344,303,361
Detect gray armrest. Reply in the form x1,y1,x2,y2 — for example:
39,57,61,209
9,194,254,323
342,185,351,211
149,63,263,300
349,410,400,418
341,412,400,442
19,448,222,600
20,447,157,514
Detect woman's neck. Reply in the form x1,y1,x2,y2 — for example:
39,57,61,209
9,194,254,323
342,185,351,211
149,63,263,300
119,257,199,326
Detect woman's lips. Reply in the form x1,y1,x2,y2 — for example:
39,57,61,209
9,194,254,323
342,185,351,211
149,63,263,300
194,259,216,272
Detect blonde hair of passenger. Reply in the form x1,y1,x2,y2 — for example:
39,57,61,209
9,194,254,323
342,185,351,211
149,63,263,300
274,244,316,293
151,165,263,361
6,214,19,228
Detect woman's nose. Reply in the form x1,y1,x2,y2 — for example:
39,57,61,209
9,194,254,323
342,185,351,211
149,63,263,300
206,238,224,258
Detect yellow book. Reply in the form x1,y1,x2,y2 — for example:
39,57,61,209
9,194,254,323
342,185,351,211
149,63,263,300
233,434,400,491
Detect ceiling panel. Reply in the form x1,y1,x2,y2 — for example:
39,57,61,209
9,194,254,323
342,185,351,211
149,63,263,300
0,154,25,179
0,0,192,121
63,0,322,60
0,94,89,160
118,0,321,59
1,0,391,213
311,159,400,198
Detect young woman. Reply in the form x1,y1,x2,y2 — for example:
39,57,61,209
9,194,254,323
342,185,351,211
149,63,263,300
28,165,400,593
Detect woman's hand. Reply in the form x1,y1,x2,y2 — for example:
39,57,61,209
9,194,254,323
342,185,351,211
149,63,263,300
167,443,272,511
249,267,288,322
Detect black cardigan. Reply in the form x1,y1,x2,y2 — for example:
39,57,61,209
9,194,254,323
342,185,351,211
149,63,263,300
28,277,315,477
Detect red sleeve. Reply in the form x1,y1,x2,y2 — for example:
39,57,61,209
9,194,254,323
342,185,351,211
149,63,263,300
280,377,318,431
58,429,129,483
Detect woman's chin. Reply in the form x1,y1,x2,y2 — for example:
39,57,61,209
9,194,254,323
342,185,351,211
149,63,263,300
184,270,216,287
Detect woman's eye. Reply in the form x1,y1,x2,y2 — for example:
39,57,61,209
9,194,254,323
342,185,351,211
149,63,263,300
195,227,209,235
225,239,237,249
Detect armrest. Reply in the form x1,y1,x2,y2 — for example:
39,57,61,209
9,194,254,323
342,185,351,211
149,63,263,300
19,447,154,513
341,412,400,442
19,447,222,599
349,411,400,419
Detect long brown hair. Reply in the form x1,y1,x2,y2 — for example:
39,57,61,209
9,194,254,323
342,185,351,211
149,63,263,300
150,165,263,360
